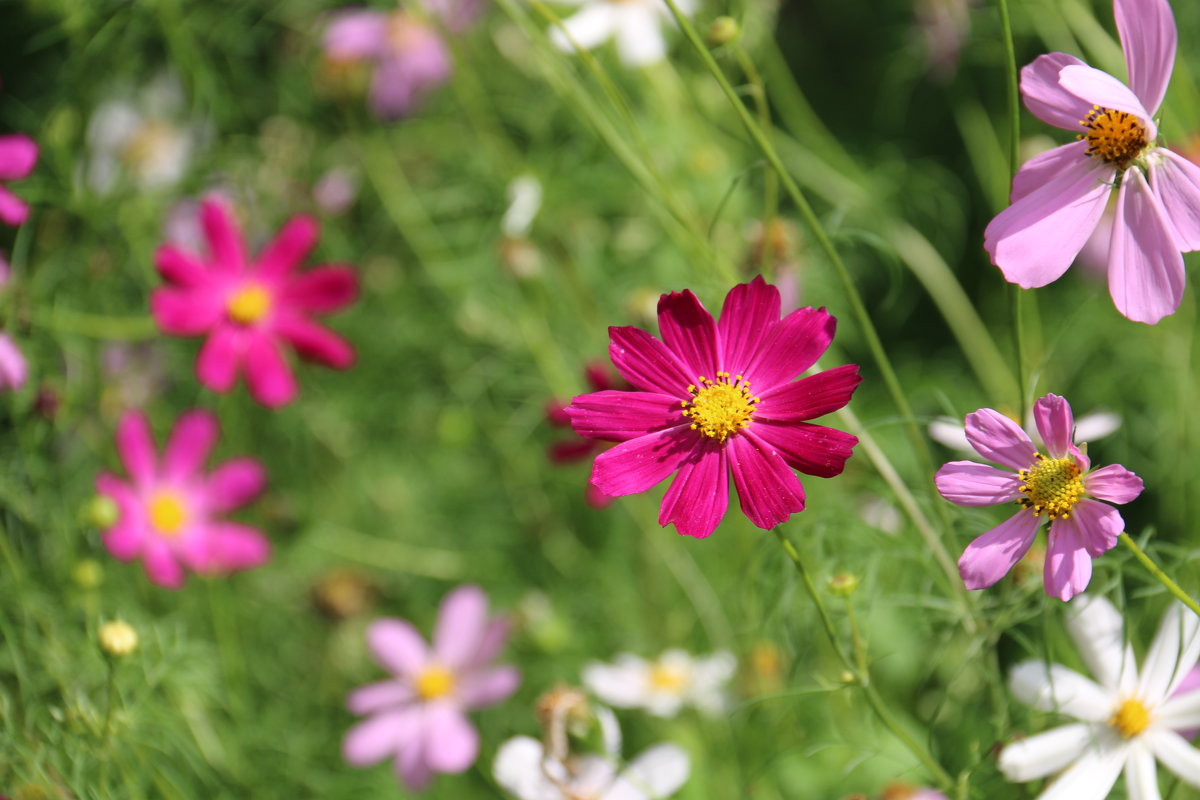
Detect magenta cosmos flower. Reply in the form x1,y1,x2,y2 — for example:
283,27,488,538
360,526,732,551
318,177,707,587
95,410,270,589
343,584,520,790
935,394,1143,601
151,197,358,408
0,134,37,226
984,0,1200,325
566,276,861,539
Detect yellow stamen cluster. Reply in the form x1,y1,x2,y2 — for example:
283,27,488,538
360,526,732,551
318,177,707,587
1017,453,1085,519
1078,106,1148,169
648,662,689,693
1109,697,1151,738
414,666,456,700
148,491,187,536
680,372,758,442
227,285,272,325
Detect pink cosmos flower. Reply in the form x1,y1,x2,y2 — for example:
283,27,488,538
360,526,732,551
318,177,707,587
95,410,270,589
934,393,1144,601
0,332,27,392
151,197,358,408
0,134,37,226
566,276,861,539
984,0,1200,325
343,584,520,791
323,8,452,120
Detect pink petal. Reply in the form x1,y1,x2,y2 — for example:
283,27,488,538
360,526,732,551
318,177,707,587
244,335,298,408
273,316,354,369
1011,141,1091,204
1057,65,1156,138
116,411,157,485
0,333,27,390
102,521,145,561
1059,497,1124,556
656,289,720,378
609,325,694,395
200,198,247,274
257,215,319,280
457,666,520,708
368,619,430,677
728,432,806,530
0,185,30,226
163,409,218,480
393,733,432,791
957,510,1040,590
472,618,511,666
1084,464,1144,504
343,709,419,766
282,266,359,313
205,458,267,512
1108,167,1185,325
154,245,210,287
196,325,246,392
151,288,224,336
1149,149,1200,252
984,157,1114,288
717,276,781,374
0,134,38,180
323,10,389,61
180,523,270,573
589,425,696,497
754,364,861,422
1019,52,1093,131
963,408,1037,470
434,584,489,669
934,461,1022,506
1043,519,1094,601
739,306,836,390
657,442,729,539
751,420,857,478
347,680,414,715
1114,0,1177,116
566,390,684,442
1032,393,1075,459
422,704,479,773
142,539,185,589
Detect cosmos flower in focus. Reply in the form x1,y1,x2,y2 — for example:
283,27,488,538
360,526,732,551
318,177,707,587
583,649,736,717
567,276,861,539
95,410,270,589
929,407,1121,454
549,0,695,67
0,133,37,225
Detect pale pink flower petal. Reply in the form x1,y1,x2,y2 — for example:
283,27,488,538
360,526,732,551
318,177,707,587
1058,64,1156,136
348,681,414,715
958,511,1040,590
162,409,219,480
457,666,520,707
1108,167,1185,324
394,737,433,791
434,585,489,668
657,290,720,378
658,444,728,539
963,407,1037,471
1115,0,1177,115
368,619,430,677
344,709,418,766
1032,393,1075,459
323,10,389,61
1011,140,1090,203
728,433,806,529
0,333,27,391
1044,521,1094,601
1019,53,1092,131
934,461,1022,506
422,704,479,772
1149,149,1200,251
1057,498,1124,557
1084,464,1144,504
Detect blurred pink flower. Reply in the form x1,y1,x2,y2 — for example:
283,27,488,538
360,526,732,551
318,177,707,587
313,167,358,215
151,197,358,408
0,332,27,391
935,393,1143,600
984,0,1200,325
0,134,37,226
323,9,452,119
547,362,629,509
95,410,270,589
343,584,520,791
566,276,861,539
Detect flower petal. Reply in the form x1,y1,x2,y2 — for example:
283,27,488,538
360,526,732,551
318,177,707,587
1020,53,1093,131
393,733,433,791
1144,730,1200,788
0,186,29,226
102,521,145,561
957,510,1039,590
434,584,489,668
343,708,419,766
935,461,1022,507
739,306,836,390
457,666,520,708
116,411,157,485
656,289,720,379
163,409,218,481
1084,464,1143,504
182,522,270,573
727,431,806,530
1138,603,1200,703
997,723,1099,782
1124,740,1162,800
752,420,857,478
142,539,185,589
1058,64,1156,137
154,245,210,287
1033,393,1075,459
257,215,318,280
658,441,728,539
1059,499,1124,558
493,737,560,800
244,334,298,408
550,4,617,52
615,5,667,66
205,458,267,512
1009,660,1112,722
1011,141,1092,204
1108,167,1185,324
323,10,389,61
1017,736,1126,799
200,197,247,274
347,680,413,715
151,288,224,336
1074,411,1122,443
1114,0,1177,116
1065,594,1138,694
963,408,1037,470
1156,687,1200,733
609,325,693,395
423,703,479,773
196,325,246,392
583,656,648,708
754,364,861,422
368,619,430,677
1044,518,1096,601
1149,149,1200,252
0,134,38,180
281,266,359,313
274,316,355,369
717,276,781,375
590,425,696,497
607,744,691,800
567,390,684,442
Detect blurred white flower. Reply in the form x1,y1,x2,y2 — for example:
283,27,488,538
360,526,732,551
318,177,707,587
929,408,1120,453
583,649,735,717
548,0,695,67
503,174,542,238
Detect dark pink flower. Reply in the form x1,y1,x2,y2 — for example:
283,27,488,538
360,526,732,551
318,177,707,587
566,276,861,539
0,134,37,226
0,332,27,391
151,197,358,408
547,362,629,508
344,584,520,790
935,394,1144,601
95,410,270,589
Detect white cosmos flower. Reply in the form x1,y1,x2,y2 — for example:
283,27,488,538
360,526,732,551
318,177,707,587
929,409,1120,453
582,649,735,718
999,594,1200,799
548,0,695,67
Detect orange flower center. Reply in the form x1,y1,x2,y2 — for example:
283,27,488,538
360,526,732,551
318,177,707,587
681,372,758,442
414,666,455,700
1109,697,1151,738
227,285,271,325
1017,454,1085,519
1079,106,1149,169
148,491,188,536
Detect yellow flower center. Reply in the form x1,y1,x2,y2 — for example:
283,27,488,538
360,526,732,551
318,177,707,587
680,372,758,442
648,662,689,693
227,285,272,325
1017,454,1085,519
1110,697,1151,738
1079,106,1149,169
148,491,187,536
119,119,179,173
414,666,455,700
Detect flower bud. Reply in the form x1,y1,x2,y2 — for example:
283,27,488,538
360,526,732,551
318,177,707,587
829,572,859,597
707,16,740,46
98,620,138,657
86,495,120,529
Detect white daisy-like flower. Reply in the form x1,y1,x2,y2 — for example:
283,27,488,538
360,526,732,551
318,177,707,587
999,594,1200,798
929,408,1120,453
582,649,735,717
493,706,690,800
548,0,695,67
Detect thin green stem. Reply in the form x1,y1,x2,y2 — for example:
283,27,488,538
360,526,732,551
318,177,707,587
1120,533,1200,617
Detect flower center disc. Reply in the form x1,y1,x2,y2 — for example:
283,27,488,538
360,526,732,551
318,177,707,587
1079,106,1148,168
148,491,188,536
227,285,272,325
649,662,689,693
1110,697,1151,738
415,666,455,700
1017,454,1085,519
681,372,758,442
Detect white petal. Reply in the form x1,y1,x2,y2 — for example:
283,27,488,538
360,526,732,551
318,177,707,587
997,723,1097,781
549,5,617,53
1073,411,1121,443
583,656,652,708
614,7,667,66
597,705,623,759
1144,729,1200,788
493,737,568,800
928,417,971,452
1139,603,1200,704
603,744,690,800
1153,689,1200,732
1009,661,1113,722
1035,737,1128,800
1124,741,1162,800
1066,594,1138,694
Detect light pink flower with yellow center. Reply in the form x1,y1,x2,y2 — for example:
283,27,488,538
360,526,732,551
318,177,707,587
95,410,270,589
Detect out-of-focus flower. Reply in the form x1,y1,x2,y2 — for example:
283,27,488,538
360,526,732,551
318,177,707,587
878,784,949,800
0,333,27,392
984,0,1200,324
499,174,543,277
914,0,971,81
929,407,1121,453
101,342,168,413
583,649,735,717
567,277,861,538
151,196,358,408
311,569,375,620
549,0,696,67
935,394,1142,600
999,595,1200,797
313,167,359,216
547,362,628,509
322,9,452,119
95,410,270,589
0,134,37,225
98,620,138,657
422,0,484,32
343,584,520,790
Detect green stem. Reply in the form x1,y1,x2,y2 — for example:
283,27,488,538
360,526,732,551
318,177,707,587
732,44,779,269
1119,533,1200,617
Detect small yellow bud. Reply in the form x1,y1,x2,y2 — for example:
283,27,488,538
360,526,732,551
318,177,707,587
707,16,740,46
98,620,138,657
86,495,120,529
829,573,859,597
72,559,104,590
